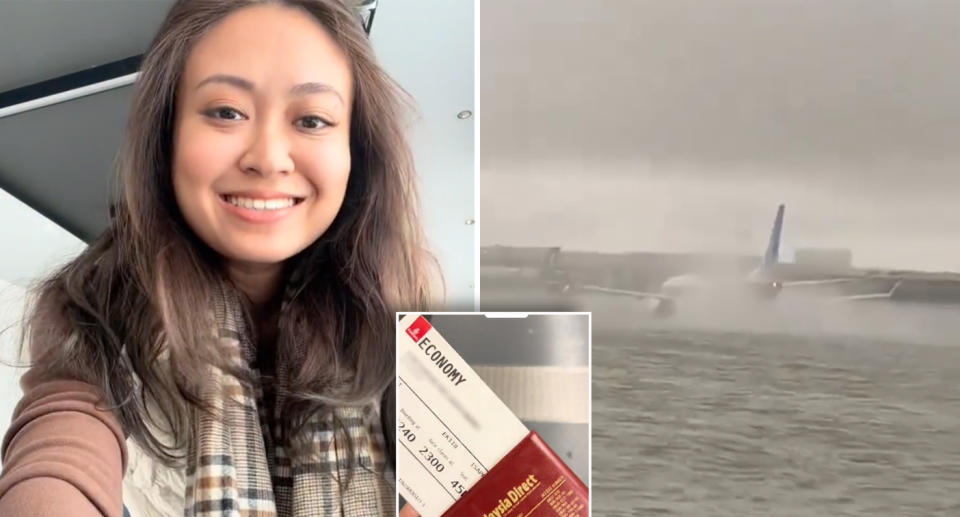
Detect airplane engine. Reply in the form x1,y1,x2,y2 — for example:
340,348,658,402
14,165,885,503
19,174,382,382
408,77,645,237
750,280,783,299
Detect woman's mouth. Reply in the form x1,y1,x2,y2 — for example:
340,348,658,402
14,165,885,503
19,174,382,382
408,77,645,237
218,194,307,224
220,194,306,211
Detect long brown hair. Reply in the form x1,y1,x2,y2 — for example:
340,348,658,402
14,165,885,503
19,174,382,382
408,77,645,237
19,0,434,469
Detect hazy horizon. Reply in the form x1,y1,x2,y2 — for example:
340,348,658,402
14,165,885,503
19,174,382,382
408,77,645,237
480,0,960,273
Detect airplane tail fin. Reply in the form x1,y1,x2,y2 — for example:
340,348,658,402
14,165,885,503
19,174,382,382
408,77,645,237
762,204,785,269
541,247,571,292
543,247,561,272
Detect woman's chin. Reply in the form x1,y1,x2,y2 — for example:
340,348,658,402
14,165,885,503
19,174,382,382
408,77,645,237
221,244,304,267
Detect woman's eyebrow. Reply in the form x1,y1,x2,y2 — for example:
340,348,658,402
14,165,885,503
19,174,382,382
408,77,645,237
194,74,345,105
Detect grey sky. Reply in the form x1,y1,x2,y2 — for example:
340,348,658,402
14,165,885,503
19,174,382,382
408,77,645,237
479,0,960,272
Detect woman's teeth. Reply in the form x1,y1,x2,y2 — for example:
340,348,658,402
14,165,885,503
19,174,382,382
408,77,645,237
224,196,298,210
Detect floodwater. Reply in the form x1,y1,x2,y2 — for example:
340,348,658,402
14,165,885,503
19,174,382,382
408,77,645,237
590,298,960,516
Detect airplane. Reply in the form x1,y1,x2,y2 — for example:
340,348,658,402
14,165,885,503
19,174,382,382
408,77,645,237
568,204,901,316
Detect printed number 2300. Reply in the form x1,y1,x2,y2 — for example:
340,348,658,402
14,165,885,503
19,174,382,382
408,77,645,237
418,447,445,473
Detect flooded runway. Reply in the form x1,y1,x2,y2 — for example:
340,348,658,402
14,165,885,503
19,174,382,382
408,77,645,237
590,300,960,516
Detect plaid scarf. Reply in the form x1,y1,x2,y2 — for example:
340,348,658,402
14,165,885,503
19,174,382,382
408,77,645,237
177,280,395,516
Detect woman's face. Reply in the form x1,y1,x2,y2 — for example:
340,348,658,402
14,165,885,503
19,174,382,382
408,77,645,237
172,4,353,266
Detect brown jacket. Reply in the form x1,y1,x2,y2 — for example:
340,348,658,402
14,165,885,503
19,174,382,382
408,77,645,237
0,367,126,517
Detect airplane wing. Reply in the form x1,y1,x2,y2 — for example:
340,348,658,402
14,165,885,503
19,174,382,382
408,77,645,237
579,284,673,301
779,278,860,288
828,280,903,302
577,284,676,316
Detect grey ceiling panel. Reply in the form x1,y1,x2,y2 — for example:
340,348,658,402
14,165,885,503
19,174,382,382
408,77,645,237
0,0,172,92
0,86,132,240
0,0,174,241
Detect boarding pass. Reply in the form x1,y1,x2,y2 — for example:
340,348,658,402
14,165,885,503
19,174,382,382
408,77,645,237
396,314,529,517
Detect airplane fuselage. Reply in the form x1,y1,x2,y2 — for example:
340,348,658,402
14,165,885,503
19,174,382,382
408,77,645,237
660,270,782,299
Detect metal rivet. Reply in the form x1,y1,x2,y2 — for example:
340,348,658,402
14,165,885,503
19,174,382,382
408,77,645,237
457,110,472,120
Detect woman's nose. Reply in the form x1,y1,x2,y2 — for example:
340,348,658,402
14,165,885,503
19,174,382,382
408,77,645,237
239,117,294,177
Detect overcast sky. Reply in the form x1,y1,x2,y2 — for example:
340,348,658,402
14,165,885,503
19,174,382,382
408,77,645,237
479,0,960,272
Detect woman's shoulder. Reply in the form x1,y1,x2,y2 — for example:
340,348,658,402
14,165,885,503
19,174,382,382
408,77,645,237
5,367,127,451
9,367,124,441
12,372,188,516
4,369,186,516
0,371,128,516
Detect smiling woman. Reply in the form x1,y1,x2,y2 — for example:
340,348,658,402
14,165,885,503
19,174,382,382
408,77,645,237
171,5,357,306
0,1,437,516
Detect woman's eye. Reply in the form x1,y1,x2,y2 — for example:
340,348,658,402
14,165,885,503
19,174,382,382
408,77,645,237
205,107,244,121
203,108,329,129
297,116,330,130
